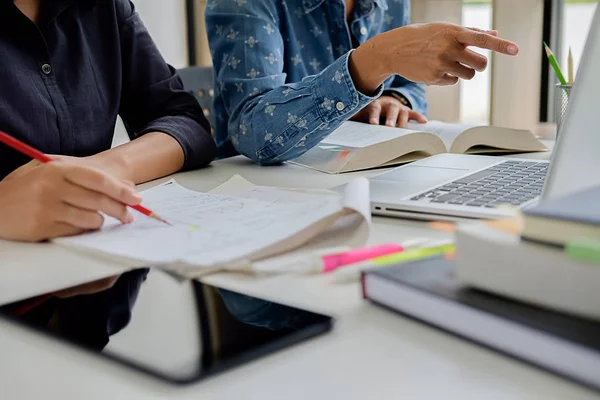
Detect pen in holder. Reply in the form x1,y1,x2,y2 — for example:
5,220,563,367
555,84,572,137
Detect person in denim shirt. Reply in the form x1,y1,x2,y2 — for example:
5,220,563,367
206,0,519,165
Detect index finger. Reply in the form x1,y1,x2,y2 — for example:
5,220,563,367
456,29,519,55
59,164,141,206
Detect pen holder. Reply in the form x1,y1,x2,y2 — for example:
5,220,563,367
555,84,572,136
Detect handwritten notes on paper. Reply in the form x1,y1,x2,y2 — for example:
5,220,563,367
56,179,370,274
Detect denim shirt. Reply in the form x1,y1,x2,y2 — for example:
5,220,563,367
206,0,427,165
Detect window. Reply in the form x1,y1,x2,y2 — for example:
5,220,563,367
543,0,597,123
560,0,598,77
460,0,493,124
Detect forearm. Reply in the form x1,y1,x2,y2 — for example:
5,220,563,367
230,53,382,164
90,132,184,184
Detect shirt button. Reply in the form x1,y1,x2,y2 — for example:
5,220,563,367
336,102,346,111
360,27,368,36
41,64,52,75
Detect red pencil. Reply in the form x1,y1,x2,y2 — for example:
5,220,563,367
0,131,170,225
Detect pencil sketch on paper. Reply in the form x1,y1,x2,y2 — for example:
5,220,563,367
55,180,355,270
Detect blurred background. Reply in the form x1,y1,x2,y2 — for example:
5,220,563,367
114,0,597,146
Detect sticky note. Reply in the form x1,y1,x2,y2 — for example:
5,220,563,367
565,238,600,264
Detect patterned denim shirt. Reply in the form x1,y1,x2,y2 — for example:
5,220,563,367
206,0,427,164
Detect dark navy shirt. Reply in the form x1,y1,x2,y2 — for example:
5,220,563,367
0,0,216,180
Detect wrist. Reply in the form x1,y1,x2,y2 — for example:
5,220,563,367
383,91,412,109
87,150,132,181
349,43,390,95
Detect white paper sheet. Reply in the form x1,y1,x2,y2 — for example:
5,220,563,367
323,120,476,152
407,121,475,150
56,178,369,271
209,175,372,274
209,174,340,202
322,121,419,148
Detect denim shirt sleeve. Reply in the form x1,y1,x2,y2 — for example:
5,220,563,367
206,4,382,165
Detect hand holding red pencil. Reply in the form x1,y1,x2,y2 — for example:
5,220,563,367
0,160,144,241
0,131,167,242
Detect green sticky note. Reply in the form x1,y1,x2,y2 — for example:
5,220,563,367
565,238,600,264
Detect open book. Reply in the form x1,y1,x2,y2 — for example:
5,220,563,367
54,177,371,278
291,121,548,174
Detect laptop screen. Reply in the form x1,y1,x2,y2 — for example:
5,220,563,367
543,5,600,200
0,269,332,384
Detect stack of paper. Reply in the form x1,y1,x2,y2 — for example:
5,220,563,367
56,176,371,277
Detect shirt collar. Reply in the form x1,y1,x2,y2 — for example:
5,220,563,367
301,0,388,15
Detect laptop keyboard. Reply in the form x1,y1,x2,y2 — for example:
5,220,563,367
410,161,548,208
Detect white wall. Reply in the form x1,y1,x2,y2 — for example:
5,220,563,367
131,0,189,68
412,0,463,122
491,0,543,130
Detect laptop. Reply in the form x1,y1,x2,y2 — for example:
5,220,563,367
369,6,600,220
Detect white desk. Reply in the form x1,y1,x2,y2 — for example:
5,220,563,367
2,145,598,400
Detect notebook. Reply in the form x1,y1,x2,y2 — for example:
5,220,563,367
522,185,600,246
292,121,547,174
54,176,371,278
362,257,600,392
455,222,600,321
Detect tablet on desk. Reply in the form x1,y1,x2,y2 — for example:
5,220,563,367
0,269,333,384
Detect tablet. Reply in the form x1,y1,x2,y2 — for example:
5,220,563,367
0,269,333,384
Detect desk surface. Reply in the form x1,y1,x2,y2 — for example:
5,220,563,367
2,144,599,400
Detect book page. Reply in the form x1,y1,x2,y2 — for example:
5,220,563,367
408,121,475,150
55,180,345,269
208,176,371,274
323,121,421,148
209,174,339,203
55,178,370,273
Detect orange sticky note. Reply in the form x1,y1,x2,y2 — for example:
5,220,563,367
428,221,456,233
335,149,350,162
484,215,523,235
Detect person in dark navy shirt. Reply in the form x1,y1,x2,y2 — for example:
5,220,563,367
0,0,216,242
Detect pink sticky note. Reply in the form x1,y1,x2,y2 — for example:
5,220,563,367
321,244,404,273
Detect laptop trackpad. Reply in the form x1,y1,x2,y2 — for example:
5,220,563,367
373,165,469,184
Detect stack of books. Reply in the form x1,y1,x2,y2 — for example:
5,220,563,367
361,186,600,391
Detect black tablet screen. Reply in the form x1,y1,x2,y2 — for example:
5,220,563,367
0,269,333,384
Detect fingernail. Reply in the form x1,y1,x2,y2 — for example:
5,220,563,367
508,45,519,55
386,121,394,127
370,119,378,125
125,212,134,224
